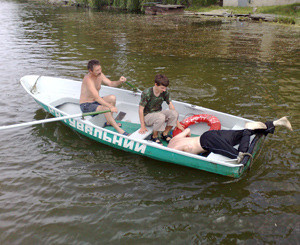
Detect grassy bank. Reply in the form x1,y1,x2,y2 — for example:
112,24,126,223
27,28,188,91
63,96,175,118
187,3,300,24
258,4,299,17
187,3,299,16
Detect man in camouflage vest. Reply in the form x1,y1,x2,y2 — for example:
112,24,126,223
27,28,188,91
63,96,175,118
138,74,184,145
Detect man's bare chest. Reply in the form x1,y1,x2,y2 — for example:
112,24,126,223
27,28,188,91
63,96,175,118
92,79,102,91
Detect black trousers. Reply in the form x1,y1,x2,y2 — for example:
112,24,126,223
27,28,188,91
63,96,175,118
200,121,275,159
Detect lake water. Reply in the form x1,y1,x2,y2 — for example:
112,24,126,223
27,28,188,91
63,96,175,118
0,0,299,244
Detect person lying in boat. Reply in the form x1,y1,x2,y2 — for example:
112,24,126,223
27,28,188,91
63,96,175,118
167,117,293,163
138,74,184,145
80,59,129,135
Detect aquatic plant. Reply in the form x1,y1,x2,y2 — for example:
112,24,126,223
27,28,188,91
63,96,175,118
275,16,296,24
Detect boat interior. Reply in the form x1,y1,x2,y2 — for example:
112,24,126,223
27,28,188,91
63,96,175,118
51,96,253,156
53,98,161,143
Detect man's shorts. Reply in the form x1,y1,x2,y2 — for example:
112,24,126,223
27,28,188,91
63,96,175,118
80,101,101,113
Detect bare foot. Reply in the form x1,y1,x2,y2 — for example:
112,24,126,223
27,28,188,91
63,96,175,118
104,122,122,127
274,116,293,131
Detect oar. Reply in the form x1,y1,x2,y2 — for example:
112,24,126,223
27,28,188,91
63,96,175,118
0,110,110,131
125,81,142,93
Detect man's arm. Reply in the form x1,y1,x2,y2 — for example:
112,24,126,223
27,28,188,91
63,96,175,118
169,101,175,110
173,128,191,139
172,143,193,153
102,73,126,87
86,78,117,112
182,145,193,153
138,105,148,134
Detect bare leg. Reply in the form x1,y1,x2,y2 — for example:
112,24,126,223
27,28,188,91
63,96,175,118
102,110,125,134
163,125,173,136
150,130,163,145
161,110,178,136
152,130,159,138
97,95,125,134
238,116,292,163
245,121,267,130
273,116,293,131
245,116,293,131
101,95,121,127
102,94,116,106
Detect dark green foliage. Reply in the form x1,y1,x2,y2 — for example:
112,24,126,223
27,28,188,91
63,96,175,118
76,0,89,6
120,0,127,9
161,0,181,5
127,0,140,12
112,0,120,7
91,0,110,8
190,0,217,6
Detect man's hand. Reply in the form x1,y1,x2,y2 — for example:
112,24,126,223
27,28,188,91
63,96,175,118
177,121,185,132
139,125,148,134
186,128,191,137
110,106,118,113
119,76,127,83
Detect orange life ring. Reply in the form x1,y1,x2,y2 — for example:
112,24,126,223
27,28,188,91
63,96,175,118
172,114,221,137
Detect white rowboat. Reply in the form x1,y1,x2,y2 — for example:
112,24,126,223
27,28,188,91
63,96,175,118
20,75,265,178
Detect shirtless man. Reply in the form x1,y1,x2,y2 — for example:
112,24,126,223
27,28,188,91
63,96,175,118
80,59,129,135
168,117,292,163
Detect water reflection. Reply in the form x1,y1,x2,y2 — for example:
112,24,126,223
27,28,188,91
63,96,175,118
0,1,299,244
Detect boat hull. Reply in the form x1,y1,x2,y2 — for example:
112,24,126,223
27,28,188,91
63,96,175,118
21,75,265,178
